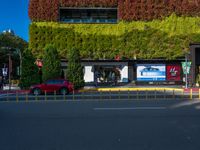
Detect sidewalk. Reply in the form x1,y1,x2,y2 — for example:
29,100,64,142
82,83,199,92
0,83,199,94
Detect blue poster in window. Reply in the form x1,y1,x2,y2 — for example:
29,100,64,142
137,64,166,81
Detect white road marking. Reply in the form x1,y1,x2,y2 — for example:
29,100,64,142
195,105,200,109
93,107,166,110
171,100,200,109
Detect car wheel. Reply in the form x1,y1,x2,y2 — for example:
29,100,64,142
33,88,41,96
60,88,68,95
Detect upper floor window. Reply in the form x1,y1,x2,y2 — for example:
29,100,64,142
60,7,118,24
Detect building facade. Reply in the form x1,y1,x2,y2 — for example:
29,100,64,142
28,0,200,85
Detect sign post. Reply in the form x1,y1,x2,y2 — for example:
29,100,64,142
182,60,191,89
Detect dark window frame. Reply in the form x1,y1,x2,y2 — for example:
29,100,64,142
59,7,118,24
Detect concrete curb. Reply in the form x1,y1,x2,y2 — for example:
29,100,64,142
79,87,185,92
97,87,184,92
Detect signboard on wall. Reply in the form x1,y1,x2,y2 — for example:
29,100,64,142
181,62,191,75
166,65,181,81
2,68,8,77
137,64,166,81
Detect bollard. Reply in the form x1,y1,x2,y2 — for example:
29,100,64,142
190,89,193,100
128,90,130,100
182,89,184,99
6,91,9,101
109,90,111,100
25,92,28,102
73,89,75,101
199,88,200,100
54,91,56,100
16,92,19,102
146,90,148,100
63,92,66,101
173,89,175,99
45,91,47,101
35,94,38,101
164,89,166,99
137,90,139,100
155,89,157,100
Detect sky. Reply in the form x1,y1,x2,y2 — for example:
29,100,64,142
0,0,30,42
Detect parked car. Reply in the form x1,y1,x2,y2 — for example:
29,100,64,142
30,79,74,95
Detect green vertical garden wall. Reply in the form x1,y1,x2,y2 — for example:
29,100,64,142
28,0,200,60
29,14,200,59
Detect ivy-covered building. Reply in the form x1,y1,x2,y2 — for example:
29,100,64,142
28,0,200,85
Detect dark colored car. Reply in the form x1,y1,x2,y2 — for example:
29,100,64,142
30,79,74,95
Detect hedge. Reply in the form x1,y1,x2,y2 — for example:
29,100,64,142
60,0,117,7
29,14,200,60
118,0,200,21
29,0,200,21
28,0,59,22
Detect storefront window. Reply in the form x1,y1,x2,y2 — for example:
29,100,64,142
94,66,121,84
60,8,118,23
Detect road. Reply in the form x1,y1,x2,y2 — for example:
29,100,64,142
0,99,200,150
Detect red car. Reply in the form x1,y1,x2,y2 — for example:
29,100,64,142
30,79,74,95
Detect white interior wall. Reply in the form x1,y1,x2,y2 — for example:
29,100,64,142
119,66,128,82
84,66,94,82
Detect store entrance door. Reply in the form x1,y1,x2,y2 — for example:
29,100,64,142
94,66,121,85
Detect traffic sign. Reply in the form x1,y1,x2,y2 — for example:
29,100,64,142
181,62,191,75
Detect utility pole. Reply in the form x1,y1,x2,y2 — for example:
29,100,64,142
8,51,12,90
185,54,188,89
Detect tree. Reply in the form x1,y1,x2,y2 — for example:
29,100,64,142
0,33,28,79
20,49,40,89
42,44,61,82
66,48,84,89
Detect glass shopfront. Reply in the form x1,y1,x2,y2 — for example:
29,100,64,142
94,66,121,84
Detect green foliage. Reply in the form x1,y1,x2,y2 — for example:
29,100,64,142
28,0,59,22
0,33,28,50
20,49,40,89
61,0,117,7
66,48,84,89
29,14,200,60
0,33,28,79
118,0,200,21
42,44,61,82
29,0,200,21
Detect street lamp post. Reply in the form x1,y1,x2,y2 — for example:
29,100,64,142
185,53,188,89
8,51,12,90
15,48,22,76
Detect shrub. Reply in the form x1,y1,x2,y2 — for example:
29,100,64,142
66,48,84,89
42,44,61,82
20,49,40,89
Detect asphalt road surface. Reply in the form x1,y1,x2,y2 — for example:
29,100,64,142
0,99,200,150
